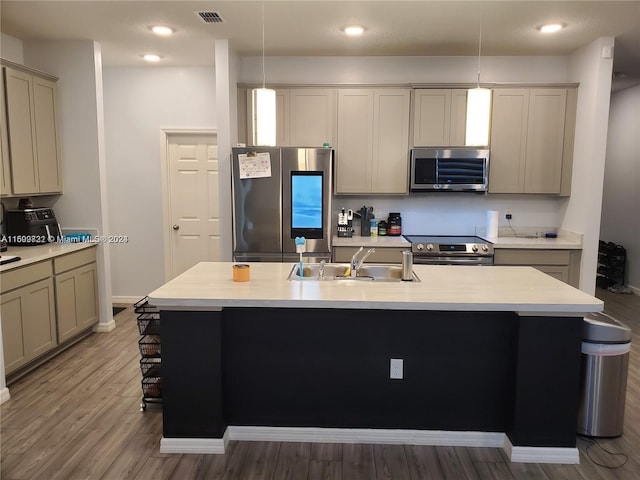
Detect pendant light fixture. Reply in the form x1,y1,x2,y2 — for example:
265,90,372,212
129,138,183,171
252,1,276,146
465,1,491,147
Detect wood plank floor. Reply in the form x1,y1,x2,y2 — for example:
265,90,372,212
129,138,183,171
1,289,639,480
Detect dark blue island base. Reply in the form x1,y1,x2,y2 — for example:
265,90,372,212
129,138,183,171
160,308,583,463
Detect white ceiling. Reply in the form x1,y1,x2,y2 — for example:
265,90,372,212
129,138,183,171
1,1,639,91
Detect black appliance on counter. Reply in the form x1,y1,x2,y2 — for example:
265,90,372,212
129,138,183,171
404,235,494,265
6,208,62,246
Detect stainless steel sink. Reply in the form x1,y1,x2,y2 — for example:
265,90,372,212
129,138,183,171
288,263,420,282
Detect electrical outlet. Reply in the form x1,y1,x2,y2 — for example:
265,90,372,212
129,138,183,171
390,358,403,379
505,209,513,220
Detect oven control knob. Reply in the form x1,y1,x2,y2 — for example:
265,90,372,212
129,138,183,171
426,244,434,251
472,245,479,252
416,243,424,251
482,245,489,252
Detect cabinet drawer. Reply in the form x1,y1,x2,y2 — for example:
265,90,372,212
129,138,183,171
494,249,570,266
1,260,53,293
54,247,97,274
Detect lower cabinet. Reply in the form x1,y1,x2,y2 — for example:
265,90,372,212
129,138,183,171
55,262,98,343
493,249,581,288
1,246,98,377
333,246,409,264
1,270,56,375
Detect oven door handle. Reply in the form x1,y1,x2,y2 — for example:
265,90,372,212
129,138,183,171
413,256,494,265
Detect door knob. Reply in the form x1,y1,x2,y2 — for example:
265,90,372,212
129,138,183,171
172,225,179,230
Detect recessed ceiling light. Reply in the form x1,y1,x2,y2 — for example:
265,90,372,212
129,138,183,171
537,23,566,34
343,25,365,36
143,54,162,62
150,25,175,36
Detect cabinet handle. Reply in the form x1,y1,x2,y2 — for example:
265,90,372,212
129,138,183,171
172,225,179,230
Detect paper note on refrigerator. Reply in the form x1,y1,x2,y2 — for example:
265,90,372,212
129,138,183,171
238,152,272,179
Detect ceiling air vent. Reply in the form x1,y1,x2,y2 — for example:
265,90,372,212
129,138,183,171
196,11,224,24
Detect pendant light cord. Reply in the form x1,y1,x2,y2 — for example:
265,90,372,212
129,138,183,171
261,0,266,89
476,0,484,87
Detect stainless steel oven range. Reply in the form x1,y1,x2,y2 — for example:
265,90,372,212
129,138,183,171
404,235,494,265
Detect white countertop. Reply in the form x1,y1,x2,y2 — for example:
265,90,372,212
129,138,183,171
0,242,97,272
478,229,583,250
332,235,410,248
334,230,582,250
148,262,602,315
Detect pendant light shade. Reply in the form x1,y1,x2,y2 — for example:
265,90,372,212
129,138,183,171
465,87,491,146
252,87,276,146
252,1,276,146
465,0,491,147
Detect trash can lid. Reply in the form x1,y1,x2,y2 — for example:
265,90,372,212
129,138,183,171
583,312,631,343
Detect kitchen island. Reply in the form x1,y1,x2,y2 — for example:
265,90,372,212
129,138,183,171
148,262,603,464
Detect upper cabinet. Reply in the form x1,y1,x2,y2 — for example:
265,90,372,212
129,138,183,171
412,89,468,146
336,88,410,194
489,87,576,195
1,70,11,196
244,88,336,148
289,89,336,147
2,64,63,196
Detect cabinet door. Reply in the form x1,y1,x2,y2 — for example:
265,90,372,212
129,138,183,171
450,89,468,146
22,278,57,360
290,89,336,147
413,89,451,146
534,265,570,284
372,89,411,193
1,70,12,196
32,77,62,193
76,263,98,329
336,89,373,193
55,269,80,342
488,89,529,193
524,89,566,194
1,288,28,374
4,67,39,194
2,277,57,374
56,263,98,342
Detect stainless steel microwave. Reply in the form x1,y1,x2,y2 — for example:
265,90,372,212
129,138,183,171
410,148,490,192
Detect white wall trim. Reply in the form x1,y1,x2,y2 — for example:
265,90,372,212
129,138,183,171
161,427,581,464
627,285,640,296
92,319,116,333
112,296,143,304
227,426,504,447
160,430,229,454
0,387,10,405
503,436,580,464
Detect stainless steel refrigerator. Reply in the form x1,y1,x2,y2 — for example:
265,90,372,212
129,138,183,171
232,147,333,262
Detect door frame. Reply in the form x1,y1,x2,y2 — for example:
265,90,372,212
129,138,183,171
159,128,218,282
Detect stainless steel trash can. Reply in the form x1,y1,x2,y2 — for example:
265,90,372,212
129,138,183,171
577,312,631,437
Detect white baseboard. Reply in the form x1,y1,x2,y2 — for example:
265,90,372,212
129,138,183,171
112,296,143,304
160,429,229,454
160,427,580,464
93,319,116,333
503,436,579,464
227,426,504,448
0,387,10,405
627,284,640,296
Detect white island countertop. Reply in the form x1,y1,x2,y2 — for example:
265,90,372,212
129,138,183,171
148,262,602,315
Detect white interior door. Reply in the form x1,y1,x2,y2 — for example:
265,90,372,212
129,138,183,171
167,132,220,278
